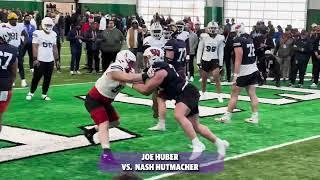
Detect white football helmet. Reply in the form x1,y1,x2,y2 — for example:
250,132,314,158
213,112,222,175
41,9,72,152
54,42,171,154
0,25,13,43
231,23,246,36
150,22,163,40
143,47,164,67
41,17,54,33
207,21,219,34
115,50,136,72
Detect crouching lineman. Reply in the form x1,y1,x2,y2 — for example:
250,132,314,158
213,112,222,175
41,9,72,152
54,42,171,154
26,17,59,101
0,26,18,133
196,21,225,102
215,24,260,124
129,47,229,160
83,50,154,165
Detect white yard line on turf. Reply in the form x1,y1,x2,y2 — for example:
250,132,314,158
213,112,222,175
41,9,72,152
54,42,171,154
146,135,320,180
13,82,95,90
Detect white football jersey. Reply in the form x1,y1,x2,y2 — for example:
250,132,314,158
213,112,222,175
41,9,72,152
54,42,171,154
5,23,25,48
32,30,57,62
95,63,126,99
177,31,189,41
143,36,166,49
196,33,225,66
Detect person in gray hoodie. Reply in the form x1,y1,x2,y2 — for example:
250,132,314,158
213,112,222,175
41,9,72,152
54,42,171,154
276,31,293,81
187,23,199,82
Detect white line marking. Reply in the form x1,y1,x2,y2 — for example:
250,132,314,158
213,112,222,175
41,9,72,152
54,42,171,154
13,82,95,90
146,135,320,180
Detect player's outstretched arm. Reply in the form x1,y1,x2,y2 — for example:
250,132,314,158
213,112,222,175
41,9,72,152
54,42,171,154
132,70,166,96
110,71,150,83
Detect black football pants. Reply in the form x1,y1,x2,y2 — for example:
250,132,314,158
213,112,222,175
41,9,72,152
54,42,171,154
30,61,54,95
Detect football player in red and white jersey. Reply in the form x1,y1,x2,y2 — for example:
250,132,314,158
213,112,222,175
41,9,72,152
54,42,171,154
83,50,154,165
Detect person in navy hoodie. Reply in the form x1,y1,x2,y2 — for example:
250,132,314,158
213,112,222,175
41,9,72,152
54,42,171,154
22,14,36,72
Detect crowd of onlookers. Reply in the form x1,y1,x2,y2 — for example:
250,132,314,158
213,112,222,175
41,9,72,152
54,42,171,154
222,19,320,88
1,7,320,88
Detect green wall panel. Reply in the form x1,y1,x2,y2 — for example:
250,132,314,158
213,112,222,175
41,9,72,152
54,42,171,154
0,1,43,12
205,6,223,26
81,3,136,16
307,9,320,31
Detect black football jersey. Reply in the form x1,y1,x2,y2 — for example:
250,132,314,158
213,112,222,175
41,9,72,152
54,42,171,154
152,61,186,100
164,38,187,70
233,35,256,65
0,43,18,91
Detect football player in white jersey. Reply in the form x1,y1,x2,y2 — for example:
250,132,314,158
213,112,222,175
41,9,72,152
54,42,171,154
197,21,225,103
5,12,29,87
26,17,59,101
143,22,165,50
82,50,154,165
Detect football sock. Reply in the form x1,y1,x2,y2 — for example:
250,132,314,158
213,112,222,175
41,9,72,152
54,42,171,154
192,137,202,147
252,112,258,119
101,143,110,149
158,119,165,127
214,137,223,146
224,111,232,120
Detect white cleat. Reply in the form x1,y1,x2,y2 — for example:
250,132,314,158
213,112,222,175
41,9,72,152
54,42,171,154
30,69,34,73
217,140,229,160
12,82,15,87
244,118,259,124
189,76,194,82
76,71,81,74
215,116,231,123
189,142,206,160
148,124,166,131
70,71,74,75
41,94,51,101
26,92,34,101
217,95,224,103
310,83,317,89
21,79,28,87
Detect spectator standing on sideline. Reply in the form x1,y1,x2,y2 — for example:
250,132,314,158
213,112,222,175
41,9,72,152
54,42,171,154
65,12,71,35
67,24,83,75
52,15,64,73
126,20,144,72
276,32,293,82
188,23,198,82
22,14,36,72
83,22,100,73
99,20,124,71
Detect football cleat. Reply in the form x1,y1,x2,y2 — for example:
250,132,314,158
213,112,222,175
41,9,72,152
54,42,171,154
189,76,194,82
216,140,229,160
41,94,51,101
148,124,166,131
189,142,206,160
296,84,303,88
99,149,118,171
70,71,75,75
26,92,34,101
21,79,28,88
76,71,81,74
310,83,317,89
244,118,259,124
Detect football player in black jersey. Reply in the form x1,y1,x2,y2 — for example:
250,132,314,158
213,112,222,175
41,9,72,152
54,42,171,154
0,26,18,133
128,47,229,160
215,24,260,124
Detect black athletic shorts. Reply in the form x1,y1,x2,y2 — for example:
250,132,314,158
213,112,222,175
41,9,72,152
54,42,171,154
201,59,219,73
236,71,260,87
176,84,200,117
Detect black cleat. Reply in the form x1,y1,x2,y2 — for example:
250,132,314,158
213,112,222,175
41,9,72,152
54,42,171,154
83,128,96,145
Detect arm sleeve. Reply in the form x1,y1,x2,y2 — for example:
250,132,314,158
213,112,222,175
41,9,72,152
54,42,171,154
196,38,204,64
32,31,39,44
218,37,225,66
